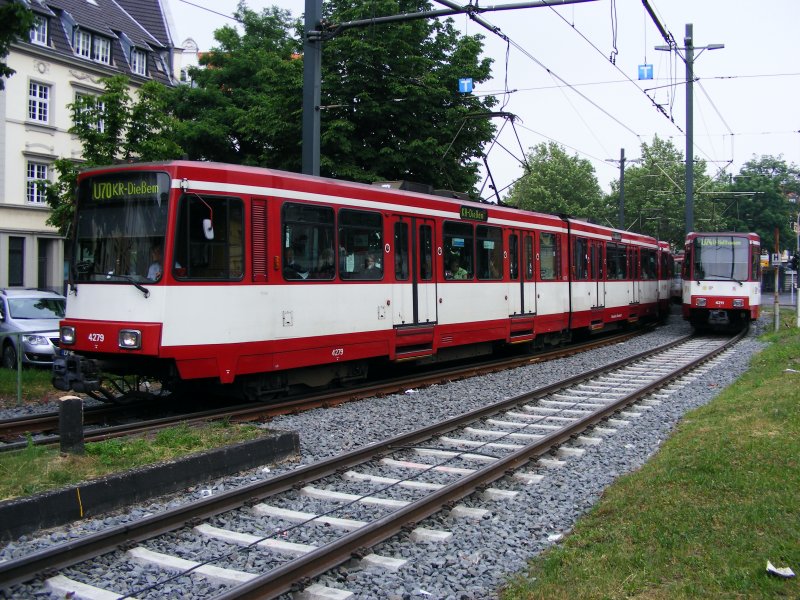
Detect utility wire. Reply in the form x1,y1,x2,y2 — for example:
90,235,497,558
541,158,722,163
542,1,682,132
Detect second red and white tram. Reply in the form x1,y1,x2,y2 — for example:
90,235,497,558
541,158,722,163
682,232,761,330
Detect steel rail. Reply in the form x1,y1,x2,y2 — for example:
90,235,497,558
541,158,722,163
217,330,745,599
0,331,728,591
0,328,646,452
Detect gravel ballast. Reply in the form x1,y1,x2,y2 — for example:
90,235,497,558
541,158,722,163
0,314,768,599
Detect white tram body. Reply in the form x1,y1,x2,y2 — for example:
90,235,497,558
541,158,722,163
682,232,761,330
53,161,671,400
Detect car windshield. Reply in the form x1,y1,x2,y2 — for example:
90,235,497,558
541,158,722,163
8,297,66,319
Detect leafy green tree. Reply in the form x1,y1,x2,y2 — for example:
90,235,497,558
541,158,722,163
607,136,718,246
505,142,608,222
170,1,496,193
318,0,496,191
169,4,304,170
0,2,34,89
45,75,183,235
727,155,800,253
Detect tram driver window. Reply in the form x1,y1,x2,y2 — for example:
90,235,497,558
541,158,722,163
174,195,244,280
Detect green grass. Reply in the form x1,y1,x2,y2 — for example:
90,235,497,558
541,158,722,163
0,366,58,407
502,310,800,600
0,421,264,501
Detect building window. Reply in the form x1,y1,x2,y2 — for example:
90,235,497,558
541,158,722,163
9,237,24,287
93,36,111,64
26,161,49,204
131,49,147,76
74,30,91,58
74,92,105,132
30,15,48,45
73,29,111,64
28,82,50,123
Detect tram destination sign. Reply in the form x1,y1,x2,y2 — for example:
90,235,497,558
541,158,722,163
460,205,488,222
92,180,160,201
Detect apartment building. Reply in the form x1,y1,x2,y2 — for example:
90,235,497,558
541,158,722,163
0,0,178,291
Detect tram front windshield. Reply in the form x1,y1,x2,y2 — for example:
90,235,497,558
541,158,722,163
72,171,171,284
692,235,749,282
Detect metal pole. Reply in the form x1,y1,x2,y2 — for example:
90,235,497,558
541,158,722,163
618,148,625,229
302,0,322,176
774,227,780,332
685,23,694,236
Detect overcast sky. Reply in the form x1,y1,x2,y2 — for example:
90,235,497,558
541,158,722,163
164,0,799,198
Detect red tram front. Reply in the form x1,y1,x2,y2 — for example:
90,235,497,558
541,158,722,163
682,232,761,330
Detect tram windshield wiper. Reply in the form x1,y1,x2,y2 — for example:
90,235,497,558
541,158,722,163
105,272,151,298
703,274,744,285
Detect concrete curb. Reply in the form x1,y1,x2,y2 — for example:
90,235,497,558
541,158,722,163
0,429,299,541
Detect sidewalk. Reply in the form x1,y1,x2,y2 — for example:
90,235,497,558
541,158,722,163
765,290,800,308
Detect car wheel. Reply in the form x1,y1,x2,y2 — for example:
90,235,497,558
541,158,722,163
2,343,17,369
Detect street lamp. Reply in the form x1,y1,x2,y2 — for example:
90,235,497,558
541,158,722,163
656,24,724,236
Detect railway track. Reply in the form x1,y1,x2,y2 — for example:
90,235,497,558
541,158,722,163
0,328,648,452
0,330,744,598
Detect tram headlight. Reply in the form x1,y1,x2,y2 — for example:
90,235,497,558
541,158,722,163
60,326,76,345
118,329,141,349
696,298,707,307
733,298,744,308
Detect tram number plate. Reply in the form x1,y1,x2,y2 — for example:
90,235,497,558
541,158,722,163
88,333,105,342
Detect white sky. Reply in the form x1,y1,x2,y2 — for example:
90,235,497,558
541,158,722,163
165,0,800,198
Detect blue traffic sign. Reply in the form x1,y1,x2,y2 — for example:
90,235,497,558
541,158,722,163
638,64,653,80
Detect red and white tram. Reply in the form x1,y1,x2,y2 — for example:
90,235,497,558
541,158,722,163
682,232,761,330
53,161,670,401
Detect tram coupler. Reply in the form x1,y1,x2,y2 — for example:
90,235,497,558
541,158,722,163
52,354,101,393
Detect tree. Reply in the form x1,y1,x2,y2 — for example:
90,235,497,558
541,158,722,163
169,4,304,171
505,142,608,222
170,1,497,193
318,0,496,192
0,2,34,90
45,75,183,235
606,136,718,246
727,155,800,253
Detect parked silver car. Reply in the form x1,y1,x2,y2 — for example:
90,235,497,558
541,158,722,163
0,288,66,368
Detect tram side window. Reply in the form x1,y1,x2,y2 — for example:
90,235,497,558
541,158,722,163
419,225,433,281
339,209,383,280
174,195,244,280
525,235,534,280
641,249,657,280
751,246,760,280
281,202,335,281
573,237,589,280
539,232,559,280
606,243,626,280
394,222,409,280
509,234,519,280
443,221,474,280
476,225,503,280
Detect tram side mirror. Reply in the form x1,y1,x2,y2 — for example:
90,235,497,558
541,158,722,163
202,218,214,240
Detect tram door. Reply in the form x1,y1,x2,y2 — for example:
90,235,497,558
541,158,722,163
506,231,537,316
590,239,605,308
391,218,437,326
